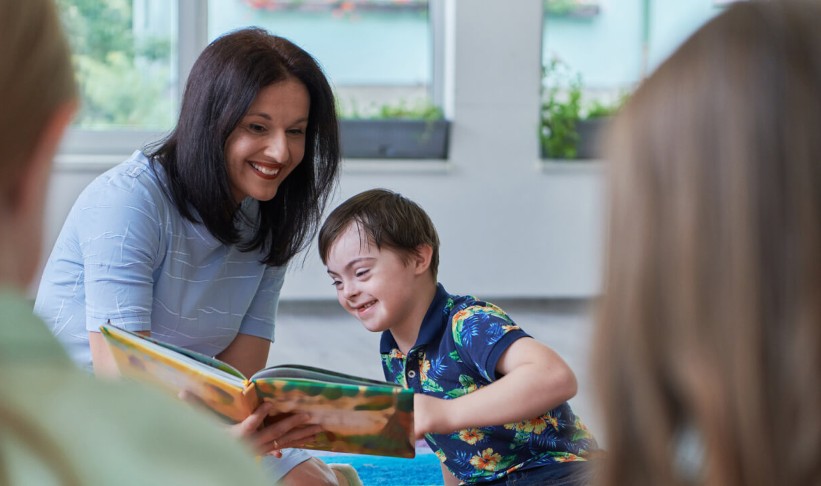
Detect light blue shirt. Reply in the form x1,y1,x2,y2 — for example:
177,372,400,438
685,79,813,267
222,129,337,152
35,151,285,371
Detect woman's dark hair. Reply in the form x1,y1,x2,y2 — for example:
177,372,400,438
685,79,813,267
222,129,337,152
148,28,340,266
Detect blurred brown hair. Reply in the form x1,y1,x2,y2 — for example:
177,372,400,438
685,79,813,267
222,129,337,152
0,0,76,193
0,1,79,484
595,1,821,485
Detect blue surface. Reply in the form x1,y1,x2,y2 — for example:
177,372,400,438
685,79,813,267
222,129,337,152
316,443,443,486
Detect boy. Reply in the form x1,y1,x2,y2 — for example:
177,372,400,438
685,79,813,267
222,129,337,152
318,189,598,485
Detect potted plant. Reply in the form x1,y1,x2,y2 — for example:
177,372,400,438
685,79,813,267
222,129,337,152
338,100,450,159
540,58,626,160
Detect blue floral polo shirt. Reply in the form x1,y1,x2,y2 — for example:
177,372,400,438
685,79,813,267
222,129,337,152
380,284,597,484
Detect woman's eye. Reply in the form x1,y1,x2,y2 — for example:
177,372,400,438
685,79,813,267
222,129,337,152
249,123,266,133
287,128,306,136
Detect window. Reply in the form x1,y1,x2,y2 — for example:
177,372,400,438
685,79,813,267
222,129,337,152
209,0,434,119
57,0,442,158
58,0,178,130
540,0,723,160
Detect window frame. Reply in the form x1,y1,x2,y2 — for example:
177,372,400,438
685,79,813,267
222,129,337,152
58,0,448,161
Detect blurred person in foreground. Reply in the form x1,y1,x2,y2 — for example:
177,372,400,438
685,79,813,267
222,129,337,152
0,0,275,483
595,1,821,485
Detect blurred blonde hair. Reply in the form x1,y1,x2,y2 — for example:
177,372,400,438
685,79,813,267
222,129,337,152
0,0,76,193
595,1,821,485
0,1,78,484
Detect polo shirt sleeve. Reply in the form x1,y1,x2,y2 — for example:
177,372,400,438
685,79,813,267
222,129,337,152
451,304,530,382
237,263,285,341
76,173,163,333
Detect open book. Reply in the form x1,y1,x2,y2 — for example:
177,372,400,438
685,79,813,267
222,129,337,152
100,324,415,458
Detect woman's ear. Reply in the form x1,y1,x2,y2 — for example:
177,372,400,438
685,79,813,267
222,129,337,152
412,244,433,276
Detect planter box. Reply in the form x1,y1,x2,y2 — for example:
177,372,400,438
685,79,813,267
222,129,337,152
541,117,611,161
575,117,610,159
339,119,450,159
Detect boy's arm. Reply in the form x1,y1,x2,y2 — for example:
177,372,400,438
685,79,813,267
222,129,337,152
414,337,577,437
439,464,461,486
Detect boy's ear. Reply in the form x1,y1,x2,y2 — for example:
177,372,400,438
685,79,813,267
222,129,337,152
412,244,433,276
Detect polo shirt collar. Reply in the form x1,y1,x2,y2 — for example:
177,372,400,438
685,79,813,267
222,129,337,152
379,283,449,354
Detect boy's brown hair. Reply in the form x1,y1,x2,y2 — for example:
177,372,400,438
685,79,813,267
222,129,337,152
318,189,440,280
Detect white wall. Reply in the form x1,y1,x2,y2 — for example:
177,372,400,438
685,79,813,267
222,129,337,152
41,0,605,301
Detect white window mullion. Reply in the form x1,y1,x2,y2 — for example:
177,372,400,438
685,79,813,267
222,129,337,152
178,0,209,99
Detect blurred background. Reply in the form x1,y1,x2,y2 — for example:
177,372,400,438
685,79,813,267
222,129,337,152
42,0,736,447
44,0,728,302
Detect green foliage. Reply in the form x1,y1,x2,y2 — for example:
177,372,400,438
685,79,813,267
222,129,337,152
339,99,443,121
56,0,175,129
541,58,583,159
545,0,579,16
585,92,628,119
544,0,600,18
540,58,627,159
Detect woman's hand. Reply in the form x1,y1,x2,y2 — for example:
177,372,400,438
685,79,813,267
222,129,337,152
179,391,322,456
232,402,323,457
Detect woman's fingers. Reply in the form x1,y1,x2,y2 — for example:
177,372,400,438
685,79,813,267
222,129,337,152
229,401,274,443
253,412,323,453
217,402,325,455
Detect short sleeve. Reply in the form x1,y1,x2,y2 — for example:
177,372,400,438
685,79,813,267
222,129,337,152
450,303,530,381
237,264,286,341
76,169,164,332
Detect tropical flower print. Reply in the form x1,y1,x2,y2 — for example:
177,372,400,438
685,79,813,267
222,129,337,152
445,374,477,399
469,448,502,471
546,451,581,463
504,417,551,435
435,449,447,463
457,428,484,445
502,324,521,333
419,357,431,381
420,354,445,393
380,284,598,483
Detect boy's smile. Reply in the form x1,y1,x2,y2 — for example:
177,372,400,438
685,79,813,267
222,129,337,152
325,223,432,350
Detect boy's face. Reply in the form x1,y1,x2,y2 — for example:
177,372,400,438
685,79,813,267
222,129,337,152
325,223,425,336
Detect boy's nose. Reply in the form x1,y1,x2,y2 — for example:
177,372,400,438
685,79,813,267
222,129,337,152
343,284,359,300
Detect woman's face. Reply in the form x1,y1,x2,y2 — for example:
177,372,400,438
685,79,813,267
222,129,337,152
224,77,310,203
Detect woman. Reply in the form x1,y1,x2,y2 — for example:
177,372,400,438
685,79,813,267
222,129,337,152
35,28,351,485
595,2,821,485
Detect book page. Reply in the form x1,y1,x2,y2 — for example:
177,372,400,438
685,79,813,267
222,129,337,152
101,325,257,422
253,376,415,458
251,364,399,387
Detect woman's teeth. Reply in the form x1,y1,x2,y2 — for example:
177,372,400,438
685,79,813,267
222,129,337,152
251,163,280,176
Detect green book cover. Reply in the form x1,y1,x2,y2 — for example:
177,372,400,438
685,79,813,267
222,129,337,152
101,324,415,458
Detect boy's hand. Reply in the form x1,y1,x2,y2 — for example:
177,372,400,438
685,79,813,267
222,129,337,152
413,394,454,439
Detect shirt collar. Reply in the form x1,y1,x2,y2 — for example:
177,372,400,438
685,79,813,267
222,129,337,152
380,283,450,354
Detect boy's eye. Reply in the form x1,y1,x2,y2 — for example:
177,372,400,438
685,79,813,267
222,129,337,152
330,279,342,288
355,269,369,278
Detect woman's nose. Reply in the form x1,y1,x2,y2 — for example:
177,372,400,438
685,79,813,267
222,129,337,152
263,131,288,161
